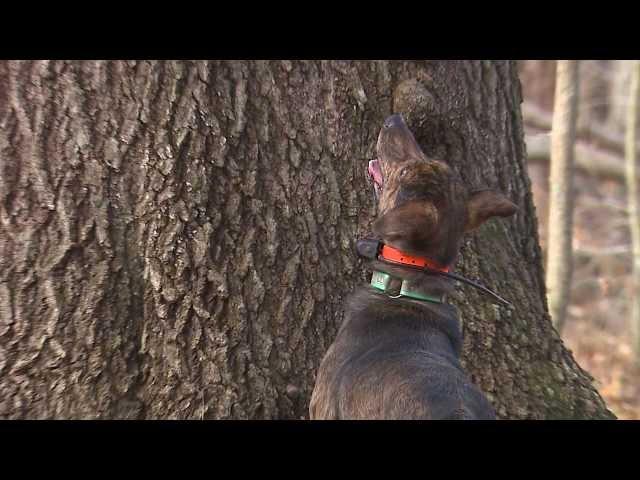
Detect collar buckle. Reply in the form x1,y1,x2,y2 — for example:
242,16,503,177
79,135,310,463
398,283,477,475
370,271,444,304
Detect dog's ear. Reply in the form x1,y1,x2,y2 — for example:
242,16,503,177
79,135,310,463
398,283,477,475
464,190,517,232
372,200,439,252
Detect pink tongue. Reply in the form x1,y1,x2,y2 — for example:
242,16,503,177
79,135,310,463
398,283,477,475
368,159,383,186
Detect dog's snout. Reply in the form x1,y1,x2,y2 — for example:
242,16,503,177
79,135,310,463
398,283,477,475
383,114,406,130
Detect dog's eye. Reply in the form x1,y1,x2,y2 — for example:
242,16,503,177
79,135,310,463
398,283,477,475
399,167,409,178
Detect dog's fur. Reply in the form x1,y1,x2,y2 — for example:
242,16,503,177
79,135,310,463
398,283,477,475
309,114,517,420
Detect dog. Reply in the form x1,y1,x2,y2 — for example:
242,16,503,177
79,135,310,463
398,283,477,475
309,114,517,420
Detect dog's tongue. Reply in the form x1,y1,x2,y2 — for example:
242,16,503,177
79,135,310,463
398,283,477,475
368,159,383,187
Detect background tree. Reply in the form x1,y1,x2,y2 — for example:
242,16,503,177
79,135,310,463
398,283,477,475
0,60,613,419
625,60,640,364
546,60,580,333
519,60,640,418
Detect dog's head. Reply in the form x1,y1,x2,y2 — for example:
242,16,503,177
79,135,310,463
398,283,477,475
367,114,517,267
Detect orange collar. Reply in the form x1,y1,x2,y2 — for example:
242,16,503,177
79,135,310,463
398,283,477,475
356,237,511,306
379,244,450,273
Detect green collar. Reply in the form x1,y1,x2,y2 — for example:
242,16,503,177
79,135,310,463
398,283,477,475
370,271,444,304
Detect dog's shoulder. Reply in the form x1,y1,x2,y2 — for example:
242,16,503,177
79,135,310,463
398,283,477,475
314,345,494,420
310,287,497,420
344,287,463,354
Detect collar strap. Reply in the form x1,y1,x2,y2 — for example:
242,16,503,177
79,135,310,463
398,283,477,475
370,271,444,304
379,244,451,273
355,238,451,273
356,237,512,307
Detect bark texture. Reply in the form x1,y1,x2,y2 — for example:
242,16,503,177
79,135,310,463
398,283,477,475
546,61,580,333
0,60,614,419
625,61,640,363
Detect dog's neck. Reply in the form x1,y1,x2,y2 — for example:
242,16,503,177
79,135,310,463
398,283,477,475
356,239,456,304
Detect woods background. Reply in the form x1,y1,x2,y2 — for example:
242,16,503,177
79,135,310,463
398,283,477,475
521,60,640,418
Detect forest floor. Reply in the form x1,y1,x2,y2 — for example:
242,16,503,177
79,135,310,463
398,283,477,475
528,157,640,419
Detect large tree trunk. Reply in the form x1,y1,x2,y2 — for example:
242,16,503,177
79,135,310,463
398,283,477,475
0,60,614,419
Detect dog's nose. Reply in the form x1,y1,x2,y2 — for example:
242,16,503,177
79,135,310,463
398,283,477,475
383,114,406,129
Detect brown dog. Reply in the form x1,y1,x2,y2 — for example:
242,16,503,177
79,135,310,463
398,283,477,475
309,114,517,420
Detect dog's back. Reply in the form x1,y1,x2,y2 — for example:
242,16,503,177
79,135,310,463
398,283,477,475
310,289,496,420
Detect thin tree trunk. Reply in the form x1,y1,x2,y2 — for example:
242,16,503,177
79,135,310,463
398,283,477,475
546,60,580,333
609,61,638,133
523,100,640,161
625,61,640,364
0,60,613,419
525,132,635,183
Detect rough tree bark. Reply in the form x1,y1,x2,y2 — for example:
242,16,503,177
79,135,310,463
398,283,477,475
625,60,640,364
546,60,580,333
0,60,614,419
